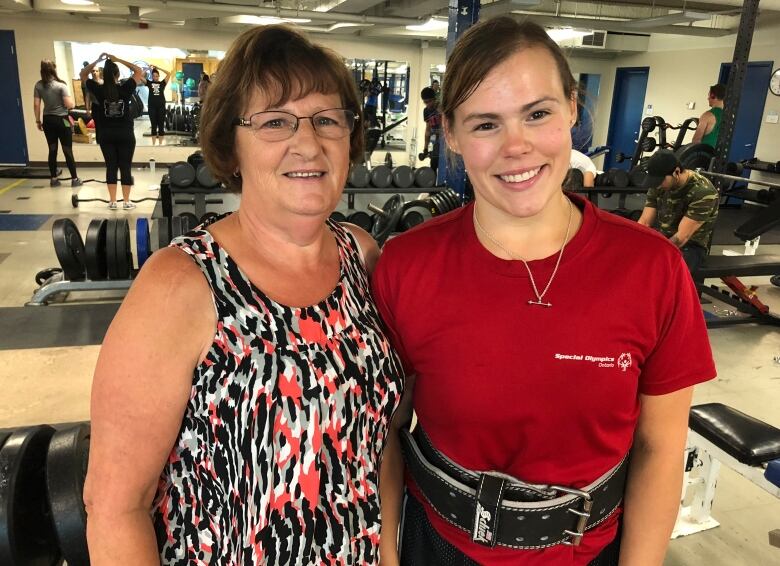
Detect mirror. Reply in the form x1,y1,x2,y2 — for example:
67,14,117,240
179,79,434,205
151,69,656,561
572,73,601,153
54,41,224,147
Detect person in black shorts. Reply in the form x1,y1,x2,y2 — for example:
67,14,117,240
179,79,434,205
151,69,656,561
81,53,145,210
146,67,170,145
420,86,441,175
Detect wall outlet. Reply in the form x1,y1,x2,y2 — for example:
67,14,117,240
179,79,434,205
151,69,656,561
686,101,696,110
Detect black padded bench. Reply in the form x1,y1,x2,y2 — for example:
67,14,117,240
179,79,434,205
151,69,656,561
693,254,780,279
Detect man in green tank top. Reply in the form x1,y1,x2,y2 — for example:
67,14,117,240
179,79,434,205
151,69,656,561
638,149,719,272
692,83,725,148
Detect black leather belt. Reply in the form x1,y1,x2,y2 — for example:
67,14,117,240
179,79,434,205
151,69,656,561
400,426,629,550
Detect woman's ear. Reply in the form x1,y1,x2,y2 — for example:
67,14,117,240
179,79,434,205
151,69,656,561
569,94,578,127
442,116,460,155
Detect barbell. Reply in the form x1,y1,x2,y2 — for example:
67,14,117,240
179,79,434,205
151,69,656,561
696,168,780,192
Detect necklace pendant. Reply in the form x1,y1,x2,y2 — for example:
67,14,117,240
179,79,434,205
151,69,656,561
528,299,552,307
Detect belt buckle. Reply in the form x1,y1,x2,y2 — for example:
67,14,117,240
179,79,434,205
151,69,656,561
549,485,593,546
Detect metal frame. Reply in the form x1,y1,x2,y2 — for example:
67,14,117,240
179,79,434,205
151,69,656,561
27,272,132,306
698,281,780,328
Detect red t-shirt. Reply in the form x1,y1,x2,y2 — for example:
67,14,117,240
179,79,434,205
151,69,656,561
371,195,716,565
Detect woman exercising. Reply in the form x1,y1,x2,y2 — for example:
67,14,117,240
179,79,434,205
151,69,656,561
374,17,716,566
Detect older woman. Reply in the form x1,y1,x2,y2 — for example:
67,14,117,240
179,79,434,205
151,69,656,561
84,26,403,565
373,17,715,566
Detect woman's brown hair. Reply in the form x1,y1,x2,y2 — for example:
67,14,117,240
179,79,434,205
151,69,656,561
198,25,364,193
40,60,64,85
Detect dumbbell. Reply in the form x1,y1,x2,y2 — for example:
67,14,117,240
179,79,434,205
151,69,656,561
368,194,404,246
370,165,393,188
639,137,657,152
399,201,433,231
392,166,414,188
725,162,744,176
347,210,374,232
414,167,436,188
597,169,630,188
348,164,370,188
640,117,656,133
329,211,347,223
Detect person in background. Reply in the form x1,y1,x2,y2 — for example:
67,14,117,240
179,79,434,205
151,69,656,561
81,54,144,210
197,72,210,101
420,86,441,176
692,83,725,148
570,148,598,188
146,67,170,145
34,60,82,187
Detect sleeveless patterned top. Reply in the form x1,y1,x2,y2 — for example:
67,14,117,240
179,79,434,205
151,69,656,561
152,219,404,565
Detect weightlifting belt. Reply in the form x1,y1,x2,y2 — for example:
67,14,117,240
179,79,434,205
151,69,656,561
400,426,629,550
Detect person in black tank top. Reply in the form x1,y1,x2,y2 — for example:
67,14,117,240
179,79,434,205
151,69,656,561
146,67,169,145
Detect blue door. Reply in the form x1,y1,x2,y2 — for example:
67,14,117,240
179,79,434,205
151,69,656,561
604,67,649,170
0,30,28,165
718,61,773,163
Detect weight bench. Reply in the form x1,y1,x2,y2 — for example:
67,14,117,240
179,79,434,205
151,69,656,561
673,403,780,549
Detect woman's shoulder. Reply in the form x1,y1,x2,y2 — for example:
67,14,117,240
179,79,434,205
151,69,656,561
133,246,212,303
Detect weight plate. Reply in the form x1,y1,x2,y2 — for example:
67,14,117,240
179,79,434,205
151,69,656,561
430,192,447,215
157,217,171,249
84,218,108,281
369,165,393,188
676,143,715,171
178,212,198,233
171,215,184,240
70,194,79,208
348,164,370,188
640,117,656,133
399,203,432,231
629,167,649,188
0,425,60,566
347,211,373,232
187,151,205,169
392,166,414,188
329,211,347,223
35,267,62,286
445,189,461,211
45,423,90,566
169,161,196,188
136,218,151,269
371,194,404,247
114,219,132,280
106,218,120,280
52,218,87,282
414,167,436,189
196,163,219,188
0,430,11,451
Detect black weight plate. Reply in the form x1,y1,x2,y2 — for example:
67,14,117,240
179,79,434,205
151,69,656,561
641,117,656,132
0,430,12,451
200,212,219,225
179,212,199,232
71,194,79,208
171,215,184,239
52,218,86,282
105,218,119,280
329,211,347,223
370,194,404,247
369,165,393,188
771,274,780,287
0,425,60,566
347,211,373,232
46,423,90,566
629,167,649,188
445,189,461,211
187,151,205,169
399,204,432,231
414,167,436,188
430,192,447,215
676,143,714,171
196,163,219,188
114,218,132,280
157,217,171,249
136,218,152,269
84,218,108,281
392,166,414,188
169,161,195,188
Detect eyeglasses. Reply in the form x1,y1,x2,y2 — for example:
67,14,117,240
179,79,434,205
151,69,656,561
233,108,358,141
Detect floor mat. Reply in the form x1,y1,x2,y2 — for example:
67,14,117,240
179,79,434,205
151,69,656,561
0,303,119,350
0,167,59,179
0,214,51,231
712,206,780,245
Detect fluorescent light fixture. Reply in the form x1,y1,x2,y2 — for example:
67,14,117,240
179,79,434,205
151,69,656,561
406,17,448,33
624,11,711,28
314,0,346,11
228,15,312,25
546,28,589,42
327,22,373,31
61,0,95,5
435,64,446,73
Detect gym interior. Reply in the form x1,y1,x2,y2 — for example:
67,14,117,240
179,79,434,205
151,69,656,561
0,1,779,564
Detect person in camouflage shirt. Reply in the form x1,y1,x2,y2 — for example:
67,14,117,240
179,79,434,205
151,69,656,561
638,149,719,272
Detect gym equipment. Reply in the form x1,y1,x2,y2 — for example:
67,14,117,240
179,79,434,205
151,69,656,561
369,194,404,246
595,169,629,188
348,164,370,188
392,166,414,188
329,211,347,223
369,165,393,188
640,116,656,133
136,218,152,269
71,192,159,209
178,212,199,231
676,143,714,171
0,425,60,565
35,267,62,286
628,166,649,188
413,167,436,189
563,168,584,191
52,218,87,282
195,163,220,189
347,211,373,232
156,217,171,250
697,167,780,192
106,218,133,280
84,218,109,281
169,162,196,188
639,137,657,152
673,404,780,541
45,423,90,566
399,201,433,231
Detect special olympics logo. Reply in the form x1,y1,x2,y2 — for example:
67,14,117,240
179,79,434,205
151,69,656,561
618,353,632,372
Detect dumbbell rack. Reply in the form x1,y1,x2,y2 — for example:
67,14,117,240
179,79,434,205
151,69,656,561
159,175,228,223
343,186,445,209
27,270,133,306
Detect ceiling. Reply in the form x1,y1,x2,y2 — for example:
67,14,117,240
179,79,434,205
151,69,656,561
2,0,778,49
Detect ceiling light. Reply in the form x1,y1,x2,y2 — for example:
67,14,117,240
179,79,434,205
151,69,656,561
327,22,373,31
61,0,95,5
624,11,711,28
406,17,448,33
228,15,312,26
546,28,589,42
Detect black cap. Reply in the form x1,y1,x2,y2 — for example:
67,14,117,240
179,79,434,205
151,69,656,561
641,149,681,189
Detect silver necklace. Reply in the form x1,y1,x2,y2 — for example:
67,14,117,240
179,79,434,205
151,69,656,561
473,198,574,308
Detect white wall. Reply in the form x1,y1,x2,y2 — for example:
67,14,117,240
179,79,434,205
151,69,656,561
5,14,428,164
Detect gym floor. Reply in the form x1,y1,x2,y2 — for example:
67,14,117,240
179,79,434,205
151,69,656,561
0,167,778,565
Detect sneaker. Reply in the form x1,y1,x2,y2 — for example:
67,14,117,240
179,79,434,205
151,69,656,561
108,201,118,210
50,179,61,187
71,178,83,188
122,201,137,210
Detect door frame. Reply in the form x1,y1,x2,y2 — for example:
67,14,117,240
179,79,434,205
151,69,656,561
604,66,650,170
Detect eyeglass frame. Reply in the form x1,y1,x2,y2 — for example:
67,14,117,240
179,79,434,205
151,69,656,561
232,108,360,140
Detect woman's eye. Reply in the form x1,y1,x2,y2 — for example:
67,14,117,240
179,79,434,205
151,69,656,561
530,110,550,121
473,122,496,131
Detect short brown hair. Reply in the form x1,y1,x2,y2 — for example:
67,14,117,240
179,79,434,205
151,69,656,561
441,17,577,130
199,25,363,192
709,83,726,100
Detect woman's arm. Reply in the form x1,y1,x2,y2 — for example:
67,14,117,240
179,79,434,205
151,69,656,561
80,54,105,83
84,248,216,565
378,374,416,566
33,96,43,130
618,386,694,565
107,54,145,85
